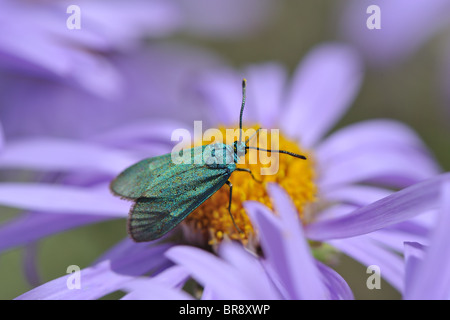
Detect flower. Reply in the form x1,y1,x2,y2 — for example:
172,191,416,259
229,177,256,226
338,0,450,67
338,0,450,119
0,43,443,299
0,0,275,138
167,184,354,300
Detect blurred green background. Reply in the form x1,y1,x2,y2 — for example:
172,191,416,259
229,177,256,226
1,1,449,299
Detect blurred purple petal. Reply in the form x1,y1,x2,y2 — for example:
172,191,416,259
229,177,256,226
306,173,450,240
0,183,128,216
315,119,433,165
0,213,108,253
339,0,450,66
193,63,287,128
403,241,426,297
166,245,279,299
0,0,184,97
406,181,450,299
149,265,190,288
316,261,354,300
2,44,222,139
365,227,430,253
121,266,192,300
329,237,404,292
121,280,193,300
16,243,172,299
92,119,189,151
177,0,276,38
316,120,440,190
318,143,440,190
0,138,138,174
217,242,279,297
244,63,287,127
281,43,363,148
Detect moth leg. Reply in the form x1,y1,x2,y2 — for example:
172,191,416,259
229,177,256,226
235,168,262,183
225,181,244,235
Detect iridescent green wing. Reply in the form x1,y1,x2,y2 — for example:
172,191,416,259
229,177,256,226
127,168,232,242
110,145,206,199
110,144,236,242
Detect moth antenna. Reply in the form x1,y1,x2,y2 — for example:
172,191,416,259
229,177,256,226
245,146,307,160
245,127,261,145
239,78,247,144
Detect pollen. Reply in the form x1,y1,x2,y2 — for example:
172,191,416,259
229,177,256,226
182,126,317,248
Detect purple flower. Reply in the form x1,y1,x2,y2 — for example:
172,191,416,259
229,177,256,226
339,0,450,67
338,1,450,118
167,184,354,300
0,43,444,299
0,0,275,138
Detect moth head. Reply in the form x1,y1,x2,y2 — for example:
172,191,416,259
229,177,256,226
233,140,247,161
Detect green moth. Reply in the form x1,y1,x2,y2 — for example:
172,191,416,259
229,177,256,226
110,79,306,242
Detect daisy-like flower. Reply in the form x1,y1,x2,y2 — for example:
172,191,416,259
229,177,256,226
0,0,274,140
164,175,450,300
0,43,443,299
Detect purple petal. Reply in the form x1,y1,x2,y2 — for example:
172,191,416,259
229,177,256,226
313,204,358,223
329,237,404,292
194,62,287,129
0,0,184,98
16,243,172,300
0,183,128,217
306,173,450,240
322,185,393,207
403,242,426,297
315,261,354,300
267,183,328,299
0,213,108,253
217,241,279,297
178,0,276,38
150,265,190,289
193,68,243,126
166,245,279,299
280,43,363,148
365,227,430,253
121,280,193,300
339,0,450,66
318,143,440,190
244,186,328,299
0,44,220,139
406,181,450,299
0,138,138,175
315,119,433,165
92,119,189,150
243,63,287,127
121,266,192,300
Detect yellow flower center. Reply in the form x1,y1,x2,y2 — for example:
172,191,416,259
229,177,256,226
182,126,317,247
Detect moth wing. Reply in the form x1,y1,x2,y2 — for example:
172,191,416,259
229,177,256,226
110,153,173,199
110,145,214,199
128,168,232,242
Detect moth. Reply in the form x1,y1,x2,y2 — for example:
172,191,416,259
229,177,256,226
110,79,306,242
